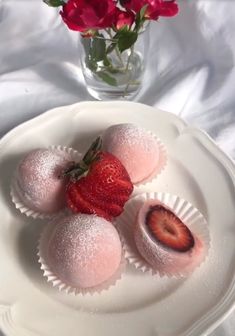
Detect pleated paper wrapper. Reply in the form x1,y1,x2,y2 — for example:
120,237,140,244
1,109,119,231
10,145,81,220
37,218,126,296
116,192,210,278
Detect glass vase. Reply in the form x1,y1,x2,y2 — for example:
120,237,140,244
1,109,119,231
79,25,150,101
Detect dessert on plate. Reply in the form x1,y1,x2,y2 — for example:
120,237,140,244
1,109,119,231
11,147,78,217
116,192,210,278
134,199,209,277
10,123,210,292
102,123,167,185
38,213,125,294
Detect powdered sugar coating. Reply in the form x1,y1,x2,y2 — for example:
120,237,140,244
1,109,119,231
102,123,160,184
47,214,122,288
16,149,72,214
134,200,205,276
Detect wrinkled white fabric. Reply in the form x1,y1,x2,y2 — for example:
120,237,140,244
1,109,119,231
0,0,235,335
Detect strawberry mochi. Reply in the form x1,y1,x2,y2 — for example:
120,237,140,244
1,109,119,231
134,200,205,277
46,214,122,289
102,123,162,184
15,148,73,214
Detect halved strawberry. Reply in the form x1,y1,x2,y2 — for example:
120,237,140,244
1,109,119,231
66,181,111,220
74,180,123,218
62,137,133,221
146,205,194,252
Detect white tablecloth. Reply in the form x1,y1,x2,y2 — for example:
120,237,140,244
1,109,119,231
0,0,235,335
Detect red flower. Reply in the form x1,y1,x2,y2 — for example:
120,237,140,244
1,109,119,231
60,0,116,32
114,8,135,30
121,0,178,20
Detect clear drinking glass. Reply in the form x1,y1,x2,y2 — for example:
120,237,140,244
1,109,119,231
79,24,150,100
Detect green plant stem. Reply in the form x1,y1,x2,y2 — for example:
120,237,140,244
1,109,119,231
105,29,125,68
94,35,117,42
99,65,126,73
125,45,134,72
123,45,135,97
122,20,146,94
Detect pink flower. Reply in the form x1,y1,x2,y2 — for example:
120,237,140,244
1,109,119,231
114,8,135,30
60,0,117,32
121,0,179,20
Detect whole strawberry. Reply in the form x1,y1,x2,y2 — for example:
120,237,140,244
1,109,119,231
62,137,133,221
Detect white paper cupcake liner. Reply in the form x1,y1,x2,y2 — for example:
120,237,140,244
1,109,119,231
37,217,126,295
134,131,167,187
116,192,210,278
10,145,81,220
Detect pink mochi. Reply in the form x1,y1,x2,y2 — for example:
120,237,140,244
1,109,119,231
15,148,72,214
102,123,161,184
134,200,205,277
47,214,122,289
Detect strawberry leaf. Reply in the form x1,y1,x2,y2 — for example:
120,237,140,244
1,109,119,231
83,137,102,164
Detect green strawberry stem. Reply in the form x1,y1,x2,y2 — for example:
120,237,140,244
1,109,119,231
83,136,102,164
61,136,102,180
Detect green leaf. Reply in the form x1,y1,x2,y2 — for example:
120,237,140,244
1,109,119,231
86,59,98,72
81,38,96,71
135,15,141,31
103,57,111,67
91,36,106,62
135,4,148,30
43,0,65,7
96,72,117,86
107,67,121,74
118,31,138,53
82,35,106,72
81,37,92,56
118,25,129,33
106,42,117,55
140,4,148,20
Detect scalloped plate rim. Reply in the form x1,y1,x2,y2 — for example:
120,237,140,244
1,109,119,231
0,101,235,336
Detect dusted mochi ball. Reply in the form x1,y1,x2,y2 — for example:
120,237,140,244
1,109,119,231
134,200,205,277
47,214,122,289
102,123,161,184
15,148,72,214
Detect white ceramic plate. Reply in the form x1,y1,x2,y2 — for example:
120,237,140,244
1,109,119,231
0,101,235,336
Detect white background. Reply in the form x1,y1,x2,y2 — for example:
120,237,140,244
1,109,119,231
0,0,235,335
